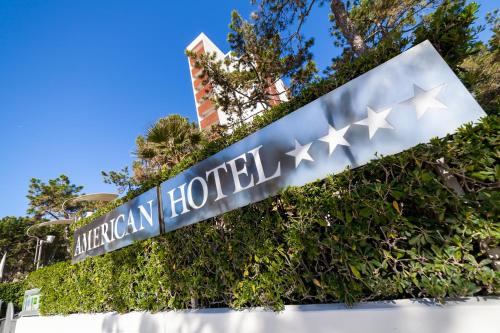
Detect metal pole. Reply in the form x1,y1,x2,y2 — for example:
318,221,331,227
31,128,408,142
0,252,6,282
33,239,39,266
36,240,44,270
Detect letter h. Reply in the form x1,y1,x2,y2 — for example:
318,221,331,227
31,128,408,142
167,183,190,218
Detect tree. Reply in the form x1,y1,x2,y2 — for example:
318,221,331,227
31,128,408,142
258,0,442,58
26,175,84,258
101,166,138,194
189,0,446,123
331,0,442,53
0,216,67,281
133,115,203,183
26,174,83,220
0,217,34,281
187,9,317,125
329,0,367,55
459,11,499,114
414,0,482,68
327,0,484,83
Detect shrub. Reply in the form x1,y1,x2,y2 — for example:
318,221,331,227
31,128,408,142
0,282,24,310
24,114,499,315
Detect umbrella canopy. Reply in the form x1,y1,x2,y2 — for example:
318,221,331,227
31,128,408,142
36,219,73,227
71,193,118,203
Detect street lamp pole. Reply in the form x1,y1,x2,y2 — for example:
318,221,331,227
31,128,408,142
33,238,39,266
0,251,7,281
26,193,118,270
26,220,71,270
36,239,43,270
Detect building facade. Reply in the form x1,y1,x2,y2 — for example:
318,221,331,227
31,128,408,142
186,33,288,130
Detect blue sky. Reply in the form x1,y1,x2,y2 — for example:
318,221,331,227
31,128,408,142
0,1,496,217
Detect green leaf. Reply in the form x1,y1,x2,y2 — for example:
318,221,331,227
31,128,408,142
349,265,362,279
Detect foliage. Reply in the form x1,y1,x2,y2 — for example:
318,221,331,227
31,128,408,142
26,175,85,259
0,216,69,280
187,9,316,125
414,0,481,68
330,0,439,56
328,0,483,78
133,114,203,183
189,0,434,124
101,167,138,194
459,11,499,114
0,282,24,309
26,174,83,220
19,0,499,316
191,0,491,125
25,114,499,315
0,217,35,281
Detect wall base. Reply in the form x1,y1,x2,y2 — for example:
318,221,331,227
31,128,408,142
15,297,500,333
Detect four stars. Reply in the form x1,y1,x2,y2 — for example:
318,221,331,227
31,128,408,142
285,83,448,168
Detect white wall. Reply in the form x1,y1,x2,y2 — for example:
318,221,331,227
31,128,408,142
15,297,500,333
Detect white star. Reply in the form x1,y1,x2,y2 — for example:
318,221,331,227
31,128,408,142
401,84,447,119
355,106,394,139
318,125,350,155
286,139,314,168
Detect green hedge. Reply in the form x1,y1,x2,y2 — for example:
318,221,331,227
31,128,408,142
0,282,24,310
24,114,499,315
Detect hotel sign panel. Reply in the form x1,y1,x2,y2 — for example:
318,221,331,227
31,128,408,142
73,41,486,262
159,40,485,232
72,187,160,263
